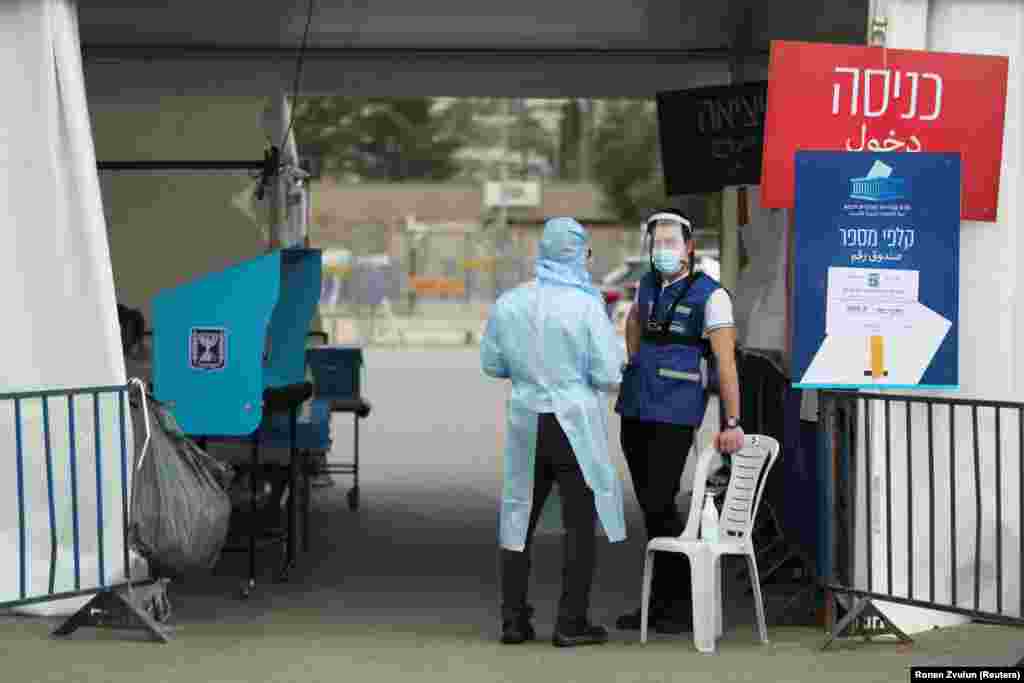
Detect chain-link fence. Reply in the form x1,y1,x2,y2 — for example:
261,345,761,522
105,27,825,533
315,219,652,346
322,225,639,305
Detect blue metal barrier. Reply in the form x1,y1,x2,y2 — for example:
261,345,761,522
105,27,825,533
0,381,170,642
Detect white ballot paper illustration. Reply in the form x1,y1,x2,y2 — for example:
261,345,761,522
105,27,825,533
802,267,952,385
825,267,919,337
867,160,891,178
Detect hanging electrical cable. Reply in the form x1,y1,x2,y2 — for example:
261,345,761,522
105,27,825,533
257,0,316,199
280,0,316,154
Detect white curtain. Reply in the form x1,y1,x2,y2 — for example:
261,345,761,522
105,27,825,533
0,0,145,616
733,187,789,353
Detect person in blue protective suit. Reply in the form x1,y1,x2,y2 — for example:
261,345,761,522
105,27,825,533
614,208,745,634
481,217,627,648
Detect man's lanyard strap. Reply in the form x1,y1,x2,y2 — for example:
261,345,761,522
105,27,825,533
646,272,700,334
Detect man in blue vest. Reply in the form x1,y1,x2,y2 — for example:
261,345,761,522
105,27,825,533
614,208,745,633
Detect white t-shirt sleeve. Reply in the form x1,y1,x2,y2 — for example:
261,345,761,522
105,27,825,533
703,288,735,336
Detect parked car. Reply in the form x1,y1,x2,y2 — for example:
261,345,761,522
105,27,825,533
600,256,649,315
600,251,721,318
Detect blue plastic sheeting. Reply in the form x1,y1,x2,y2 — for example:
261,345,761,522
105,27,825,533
739,354,821,574
774,388,821,569
783,407,822,573
817,414,835,583
152,248,322,437
817,404,852,585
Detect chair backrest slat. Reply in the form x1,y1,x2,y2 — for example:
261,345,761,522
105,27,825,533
680,434,781,542
718,435,781,542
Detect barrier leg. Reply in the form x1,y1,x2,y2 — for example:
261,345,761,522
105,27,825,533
822,596,868,650
303,452,313,552
348,414,360,511
53,582,172,643
821,595,913,650
241,434,258,599
278,407,299,582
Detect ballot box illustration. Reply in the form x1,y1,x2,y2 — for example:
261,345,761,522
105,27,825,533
849,160,906,202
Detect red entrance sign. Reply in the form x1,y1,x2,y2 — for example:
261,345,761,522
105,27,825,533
761,40,1008,221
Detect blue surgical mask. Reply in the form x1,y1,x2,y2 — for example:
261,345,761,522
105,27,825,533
652,248,683,275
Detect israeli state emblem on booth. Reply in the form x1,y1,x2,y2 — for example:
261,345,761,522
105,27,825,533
189,328,227,371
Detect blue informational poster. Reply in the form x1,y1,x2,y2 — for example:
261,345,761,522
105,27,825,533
792,151,960,389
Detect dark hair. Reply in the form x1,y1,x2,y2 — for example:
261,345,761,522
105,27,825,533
117,304,146,355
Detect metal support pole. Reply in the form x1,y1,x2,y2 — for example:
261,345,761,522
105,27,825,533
578,98,589,182
721,4,752,294
868,1,889,47
496,98,510,300
263,92,302,251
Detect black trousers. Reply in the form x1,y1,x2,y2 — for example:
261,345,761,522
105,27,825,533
620,417,695,612
501,413,597,625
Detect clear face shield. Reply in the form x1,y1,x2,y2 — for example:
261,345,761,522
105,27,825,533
641,213,693,248
642,212,694,275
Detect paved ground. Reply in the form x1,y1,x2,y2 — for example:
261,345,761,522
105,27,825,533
1,348,1021,682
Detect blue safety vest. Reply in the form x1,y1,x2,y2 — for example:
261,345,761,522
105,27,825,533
615,270,721,426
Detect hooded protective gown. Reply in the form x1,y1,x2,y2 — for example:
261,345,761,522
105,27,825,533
481,217,627,551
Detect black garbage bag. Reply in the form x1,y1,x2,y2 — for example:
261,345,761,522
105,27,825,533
128,390,235,577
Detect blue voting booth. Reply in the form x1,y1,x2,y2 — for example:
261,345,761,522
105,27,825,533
150,248,322,596
152,249,322,436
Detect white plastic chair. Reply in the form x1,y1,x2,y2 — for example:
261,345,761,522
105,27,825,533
640,434,781,654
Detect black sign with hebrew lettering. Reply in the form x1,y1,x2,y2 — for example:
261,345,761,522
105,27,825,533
656,81,768,195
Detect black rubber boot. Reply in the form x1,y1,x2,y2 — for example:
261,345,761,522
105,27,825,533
500,605,536,644
552,619,609,648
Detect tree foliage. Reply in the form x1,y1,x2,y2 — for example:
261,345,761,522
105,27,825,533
590,99,667,226
292,97,465,182
293,95,686,228
293,96,560,183
558,99,583,181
